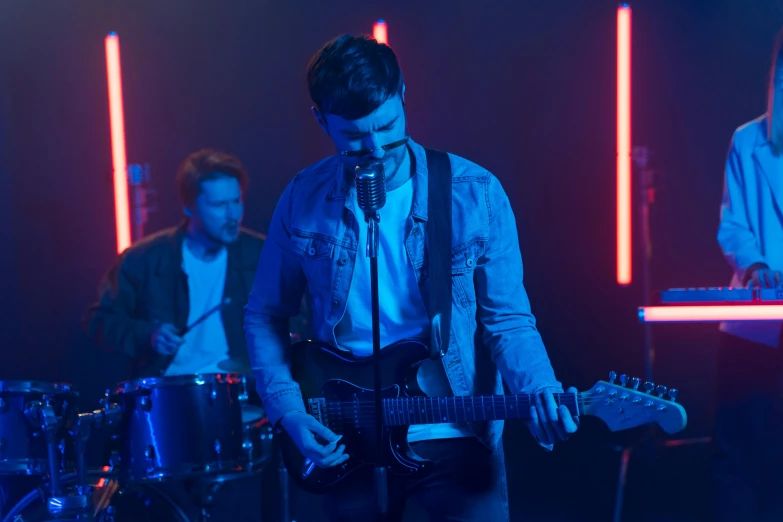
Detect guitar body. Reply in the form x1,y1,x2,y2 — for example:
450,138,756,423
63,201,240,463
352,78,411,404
275,340,690,495
278,339,431,495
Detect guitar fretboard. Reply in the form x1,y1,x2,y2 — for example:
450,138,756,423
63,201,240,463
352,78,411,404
377,393,581,426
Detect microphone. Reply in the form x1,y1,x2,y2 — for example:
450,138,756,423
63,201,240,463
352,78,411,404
355,163,387,217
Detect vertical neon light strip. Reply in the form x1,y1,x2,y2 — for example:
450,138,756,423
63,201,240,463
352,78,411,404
105,32,131,254
373,20,388,44
617,4,632,285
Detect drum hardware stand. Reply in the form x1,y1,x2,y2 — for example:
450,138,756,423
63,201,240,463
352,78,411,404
58,401,123,521
10,398,124,522
611,147,711,522
277,448,292,522
23,401,63,501
189,477,244,522
191,482,220,522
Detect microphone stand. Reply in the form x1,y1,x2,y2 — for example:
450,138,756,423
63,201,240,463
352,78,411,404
364,208,388,521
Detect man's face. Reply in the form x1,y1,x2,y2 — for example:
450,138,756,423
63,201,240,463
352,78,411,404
188,176,244,245
318,95,409,187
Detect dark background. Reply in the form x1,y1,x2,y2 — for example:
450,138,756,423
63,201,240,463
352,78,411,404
2,0,781,520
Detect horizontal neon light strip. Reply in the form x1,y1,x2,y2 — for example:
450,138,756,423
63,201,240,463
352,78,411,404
639,305,783,323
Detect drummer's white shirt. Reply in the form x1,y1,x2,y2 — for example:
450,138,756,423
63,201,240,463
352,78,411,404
164,243,230,376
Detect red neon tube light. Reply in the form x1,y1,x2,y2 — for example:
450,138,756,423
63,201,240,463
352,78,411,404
373,20,388,45
639,305,783,323
105,32,131,254
617,4,632,285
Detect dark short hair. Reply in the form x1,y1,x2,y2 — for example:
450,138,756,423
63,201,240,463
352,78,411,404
176,149,249,207
307,34,404,120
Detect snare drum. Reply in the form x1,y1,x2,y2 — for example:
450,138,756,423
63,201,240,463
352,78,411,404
114,373,246,482
0,381,78,475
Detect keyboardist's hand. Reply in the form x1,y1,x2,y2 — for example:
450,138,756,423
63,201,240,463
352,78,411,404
749,267,783,289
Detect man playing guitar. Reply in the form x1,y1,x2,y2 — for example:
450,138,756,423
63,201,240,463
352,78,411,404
245,34,578,521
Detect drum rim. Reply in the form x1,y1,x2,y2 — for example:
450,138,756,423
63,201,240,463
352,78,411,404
115,372,244,394
0,380,77,394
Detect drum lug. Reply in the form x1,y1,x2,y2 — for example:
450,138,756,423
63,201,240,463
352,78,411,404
109,450,120,471
210,385,218,400
0,398,6,413
140,396,152,412
214,439,223,469
242,433,253,461
59,438,66,469
0,436,5,457
239,377,249,403
145,445,156,467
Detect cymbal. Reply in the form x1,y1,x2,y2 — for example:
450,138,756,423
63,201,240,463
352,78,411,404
217,358,250,373
242,404,265,425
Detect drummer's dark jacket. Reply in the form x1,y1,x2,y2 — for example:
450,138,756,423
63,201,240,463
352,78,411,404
84,223,312,379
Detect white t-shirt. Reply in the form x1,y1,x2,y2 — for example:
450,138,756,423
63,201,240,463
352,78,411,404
164,243,230,376
334,158,471,442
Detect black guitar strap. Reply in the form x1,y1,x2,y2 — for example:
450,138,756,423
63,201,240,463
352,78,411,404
425,147,452,359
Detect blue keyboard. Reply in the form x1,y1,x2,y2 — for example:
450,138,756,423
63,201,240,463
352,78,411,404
658,287,783,304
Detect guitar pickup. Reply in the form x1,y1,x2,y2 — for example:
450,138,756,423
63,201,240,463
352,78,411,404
308,398,328,426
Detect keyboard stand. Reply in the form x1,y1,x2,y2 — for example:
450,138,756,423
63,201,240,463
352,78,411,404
612,147,712,522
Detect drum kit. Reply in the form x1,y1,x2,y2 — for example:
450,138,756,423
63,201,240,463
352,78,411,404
0,371,280,522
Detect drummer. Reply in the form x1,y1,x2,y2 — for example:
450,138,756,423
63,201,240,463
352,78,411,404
85,148,311,378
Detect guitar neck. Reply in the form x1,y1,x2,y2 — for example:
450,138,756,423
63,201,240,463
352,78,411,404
383,393,582,426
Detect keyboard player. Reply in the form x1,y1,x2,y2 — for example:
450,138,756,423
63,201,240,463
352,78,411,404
713,27,783,522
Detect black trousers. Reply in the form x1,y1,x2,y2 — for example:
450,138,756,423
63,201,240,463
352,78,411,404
323,437,508,522
712,332,783,522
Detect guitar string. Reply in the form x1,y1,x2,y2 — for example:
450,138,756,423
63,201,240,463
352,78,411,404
318,398,669,424
319,397,657,408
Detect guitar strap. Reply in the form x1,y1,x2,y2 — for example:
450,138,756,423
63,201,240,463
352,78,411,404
424,147,452,359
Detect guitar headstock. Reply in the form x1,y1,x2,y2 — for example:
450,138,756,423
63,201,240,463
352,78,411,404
581,371,687,434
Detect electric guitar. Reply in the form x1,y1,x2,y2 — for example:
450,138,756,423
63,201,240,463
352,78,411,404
277,339,687,494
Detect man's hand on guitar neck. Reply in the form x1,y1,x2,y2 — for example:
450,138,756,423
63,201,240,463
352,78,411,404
527,387,580,447
280,411,350,468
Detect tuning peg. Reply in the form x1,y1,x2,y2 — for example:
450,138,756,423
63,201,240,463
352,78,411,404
668,388,679,403
609,371,617,384
655,385,668,397
631,377,641,390
644,382,655,394
620,374,628,387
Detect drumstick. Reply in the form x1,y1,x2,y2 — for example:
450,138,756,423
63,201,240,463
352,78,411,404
177,297,232,337
93,479,119,516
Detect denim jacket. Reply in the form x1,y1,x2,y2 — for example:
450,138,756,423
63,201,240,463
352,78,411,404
245,139,563,450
